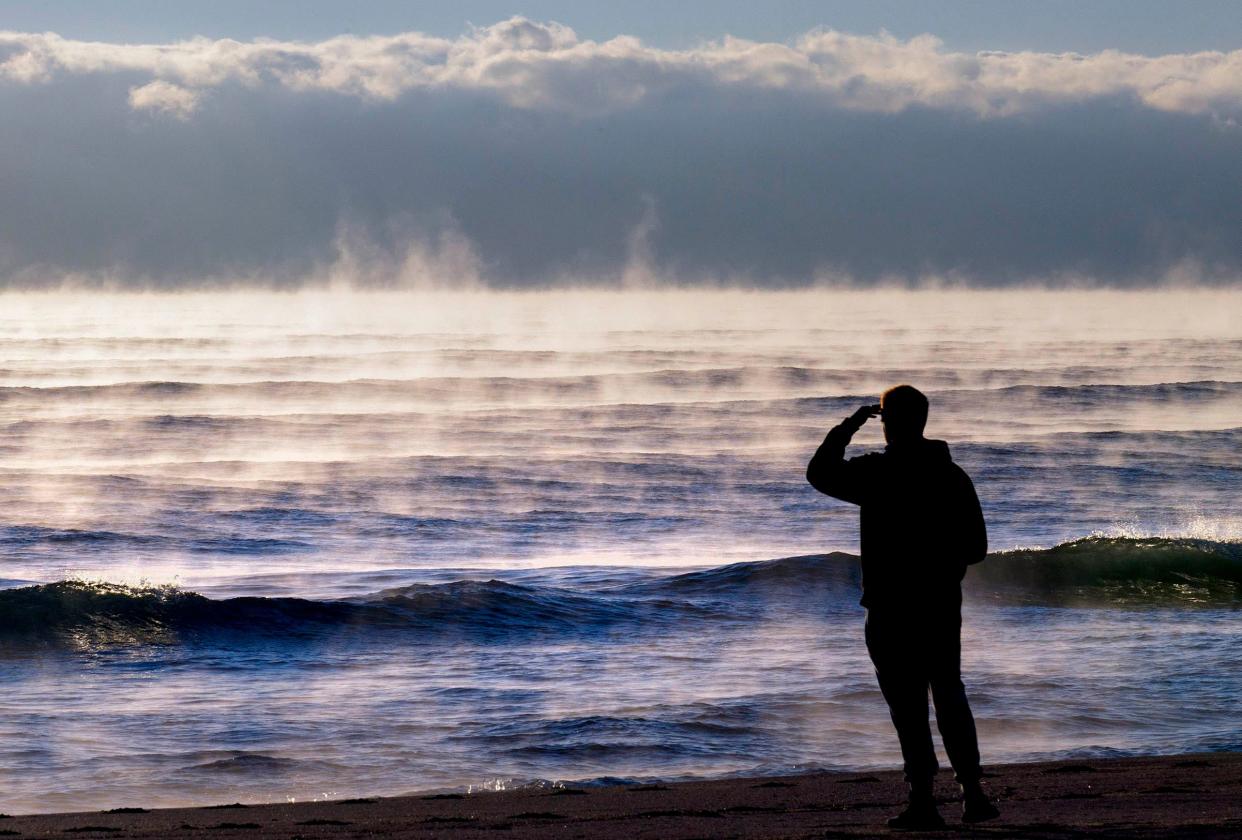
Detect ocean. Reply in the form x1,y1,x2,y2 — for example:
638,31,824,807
0,289,1238,814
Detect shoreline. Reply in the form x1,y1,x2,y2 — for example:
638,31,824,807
4,752,1240,838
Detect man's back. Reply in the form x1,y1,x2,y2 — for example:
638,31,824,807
808,434,985,607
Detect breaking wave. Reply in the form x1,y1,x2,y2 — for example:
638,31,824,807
0,578,714,648
2,536,1236,649
969,535,1242,604
645,536,1242,605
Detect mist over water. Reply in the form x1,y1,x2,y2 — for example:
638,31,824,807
0,289,1239,813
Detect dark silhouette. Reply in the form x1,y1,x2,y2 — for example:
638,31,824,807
807,384,999,830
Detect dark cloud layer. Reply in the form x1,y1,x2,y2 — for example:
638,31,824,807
1,22,1240,287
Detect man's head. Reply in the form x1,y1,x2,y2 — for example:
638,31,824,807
880,384,928,444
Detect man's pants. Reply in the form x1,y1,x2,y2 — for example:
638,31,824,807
864,607,983,790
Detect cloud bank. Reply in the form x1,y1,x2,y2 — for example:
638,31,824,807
1,18,1240,288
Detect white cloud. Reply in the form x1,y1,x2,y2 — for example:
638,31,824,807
127,79,198,117
2,18,1242,117
2,18,1241,288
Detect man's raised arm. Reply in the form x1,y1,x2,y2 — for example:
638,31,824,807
806,404,880,506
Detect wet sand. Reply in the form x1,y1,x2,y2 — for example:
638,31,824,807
3,752,1240,838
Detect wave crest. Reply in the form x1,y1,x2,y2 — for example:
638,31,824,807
2,536,1236,650
972,536,1242,604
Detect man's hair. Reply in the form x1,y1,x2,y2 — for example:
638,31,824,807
881,384,929,437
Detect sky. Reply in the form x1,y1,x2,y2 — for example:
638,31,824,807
6,1,1242,55
1,2,1241,289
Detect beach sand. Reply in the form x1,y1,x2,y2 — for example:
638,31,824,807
3,753,1240,838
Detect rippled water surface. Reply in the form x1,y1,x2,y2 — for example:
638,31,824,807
0,290,1239,813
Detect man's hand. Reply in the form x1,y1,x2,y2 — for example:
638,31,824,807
851,404,882,425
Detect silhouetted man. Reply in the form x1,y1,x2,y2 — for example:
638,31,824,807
807,384,999,830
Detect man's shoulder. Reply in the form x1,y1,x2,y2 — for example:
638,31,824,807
945,459,975,484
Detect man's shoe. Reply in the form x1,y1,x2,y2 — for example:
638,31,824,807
962,793,1000,824
886,801,947,831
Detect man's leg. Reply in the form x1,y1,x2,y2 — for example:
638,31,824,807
927,612,998,823
866,610,939,787
929,672,982,782
927,614,981,785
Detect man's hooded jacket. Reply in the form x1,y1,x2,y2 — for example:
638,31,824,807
807,413,986,609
